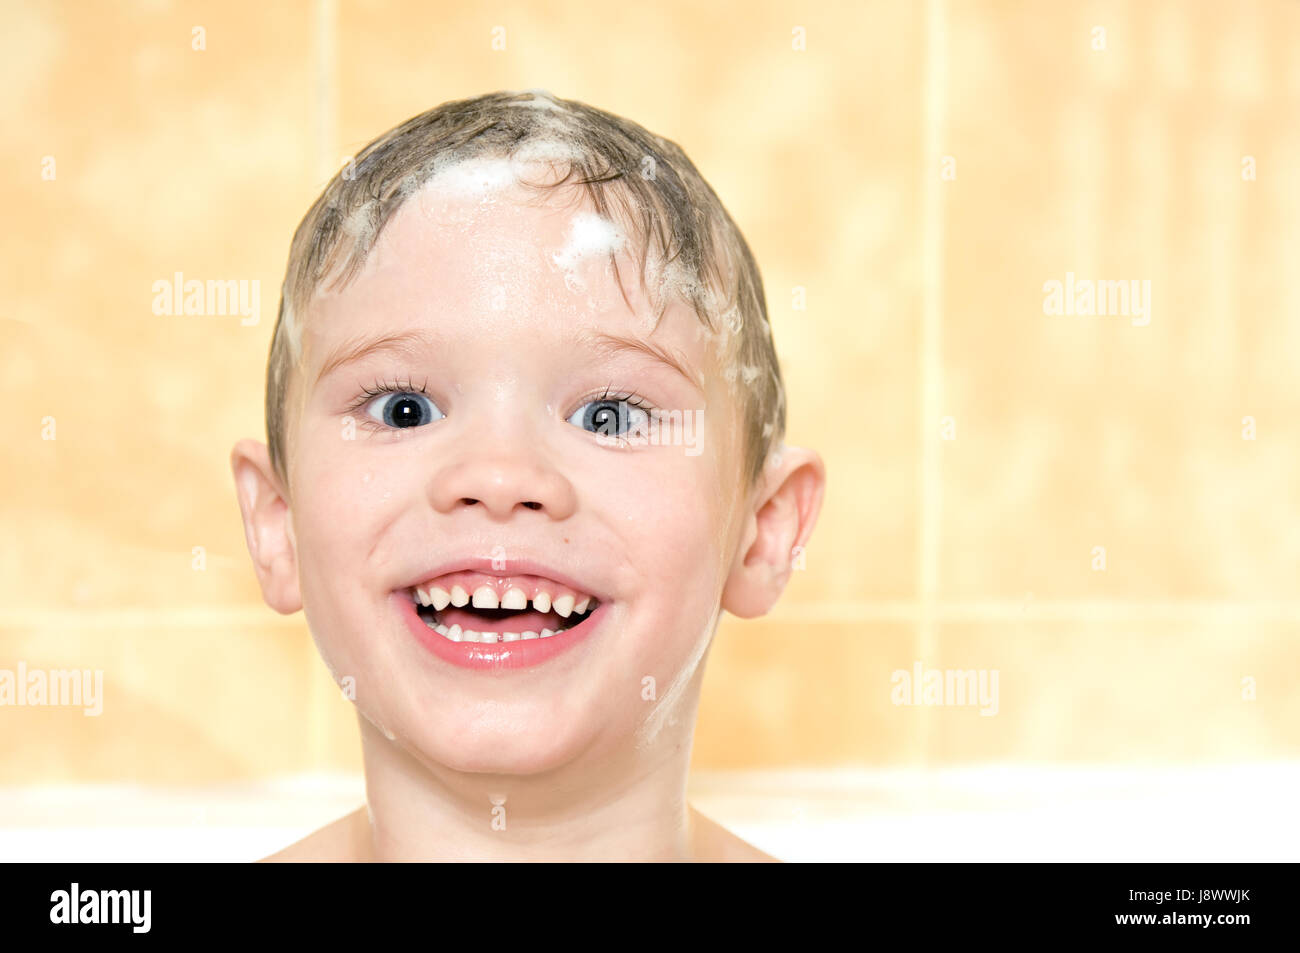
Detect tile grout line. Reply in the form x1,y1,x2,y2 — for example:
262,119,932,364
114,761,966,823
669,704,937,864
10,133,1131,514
309,0,340,770
314,0,338,185
5,601,1300,629
917,0,948,767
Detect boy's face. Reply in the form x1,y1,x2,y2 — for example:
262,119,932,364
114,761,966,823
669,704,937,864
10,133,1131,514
282,164,750,773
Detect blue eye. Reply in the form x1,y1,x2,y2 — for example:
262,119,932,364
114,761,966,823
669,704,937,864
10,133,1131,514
567,398,651,438
366,392,444,429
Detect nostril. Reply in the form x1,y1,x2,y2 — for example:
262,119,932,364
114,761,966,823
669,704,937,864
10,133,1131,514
523,501,542,510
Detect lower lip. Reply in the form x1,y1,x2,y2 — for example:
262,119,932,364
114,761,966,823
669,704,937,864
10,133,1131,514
398,594,608,671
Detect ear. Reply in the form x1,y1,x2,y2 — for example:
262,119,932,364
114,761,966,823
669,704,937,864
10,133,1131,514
721,445,826,619
230,438,302,614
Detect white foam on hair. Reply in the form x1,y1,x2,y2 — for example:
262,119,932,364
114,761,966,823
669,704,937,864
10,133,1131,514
283,142,591,364
552,211,625,270
422,155,521,199
340,199,381,246
551,211,626,296
722,362,756,391
506,88,568,112
280,290,303,362
643,253,763,399
512,137,585,166
639,253,702,336
650,254,703,306
413,137,586,206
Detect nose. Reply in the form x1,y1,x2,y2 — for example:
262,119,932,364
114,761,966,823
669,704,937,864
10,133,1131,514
426,430,578,522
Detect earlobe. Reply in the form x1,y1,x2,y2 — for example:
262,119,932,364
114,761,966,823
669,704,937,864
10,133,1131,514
230,438,302,615
720,446,827,619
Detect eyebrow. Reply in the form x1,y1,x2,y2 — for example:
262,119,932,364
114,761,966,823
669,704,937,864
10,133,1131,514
311,326,704,393
313,329,437,388
576,329,705,394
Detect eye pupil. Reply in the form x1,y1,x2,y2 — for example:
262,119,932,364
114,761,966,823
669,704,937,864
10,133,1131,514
566,396,649,440
586,401,626,435
386,395,427,428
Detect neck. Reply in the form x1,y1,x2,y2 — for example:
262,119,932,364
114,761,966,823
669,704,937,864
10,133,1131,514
354,686,704,862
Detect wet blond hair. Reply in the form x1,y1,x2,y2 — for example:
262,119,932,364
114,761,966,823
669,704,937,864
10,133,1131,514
266,89,785,489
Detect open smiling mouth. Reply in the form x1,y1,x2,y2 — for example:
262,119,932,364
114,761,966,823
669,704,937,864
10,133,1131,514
410,583,600,643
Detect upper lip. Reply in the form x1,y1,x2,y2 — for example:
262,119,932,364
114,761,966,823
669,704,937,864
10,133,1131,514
395,554,609,603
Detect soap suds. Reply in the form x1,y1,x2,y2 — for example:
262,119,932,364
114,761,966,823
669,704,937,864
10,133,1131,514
407,140,587,209
340,199,381,247
283,136,774,441
513,137,585,166
552,211,626,269
552,211,626,295
422,156,520,200
634,605,720,751
279,292,302,362
505,88,569,113
638,253,708,336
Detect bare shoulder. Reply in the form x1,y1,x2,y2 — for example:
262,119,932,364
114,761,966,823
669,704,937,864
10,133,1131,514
259,806,371,863
689,805,781,863
258,804,777,862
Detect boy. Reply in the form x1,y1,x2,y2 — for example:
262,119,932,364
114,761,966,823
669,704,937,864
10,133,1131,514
231,89,825,861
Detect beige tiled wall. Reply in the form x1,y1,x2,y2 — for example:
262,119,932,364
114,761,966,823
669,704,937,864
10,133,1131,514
2,0,1296,782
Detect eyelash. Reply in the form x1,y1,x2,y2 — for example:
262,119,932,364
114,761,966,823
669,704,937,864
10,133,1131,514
345,379,656,433
580,383,655,414
348,376,432,409
575,384,656,447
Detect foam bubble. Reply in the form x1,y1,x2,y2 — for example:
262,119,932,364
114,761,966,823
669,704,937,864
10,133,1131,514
646,254,705,316
552,211,626,270
506,88,568,112
423,156,520,199
412,141,586,208
279,292,302,361
340,200,380,244
552,211,625,296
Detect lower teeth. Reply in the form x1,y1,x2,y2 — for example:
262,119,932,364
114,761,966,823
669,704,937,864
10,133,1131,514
424,618,556,643
421,614,594,643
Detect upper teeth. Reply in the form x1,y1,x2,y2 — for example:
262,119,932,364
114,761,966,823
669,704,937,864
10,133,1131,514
414,584,595,616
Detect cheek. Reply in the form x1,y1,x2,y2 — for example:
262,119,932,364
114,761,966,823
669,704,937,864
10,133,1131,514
600,451,729,591
289,428,410,584
616,476,724,684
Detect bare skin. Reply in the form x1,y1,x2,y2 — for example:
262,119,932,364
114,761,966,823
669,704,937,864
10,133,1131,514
260,804,779,863
234,165,823,867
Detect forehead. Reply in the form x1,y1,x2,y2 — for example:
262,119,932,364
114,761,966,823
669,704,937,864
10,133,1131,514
302,158,720,372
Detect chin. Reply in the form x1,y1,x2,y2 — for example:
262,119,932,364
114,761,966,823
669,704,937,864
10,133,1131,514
404,718,597,776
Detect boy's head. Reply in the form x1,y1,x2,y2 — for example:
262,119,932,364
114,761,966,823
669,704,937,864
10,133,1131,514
268,89,784,494
232,90,824,776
